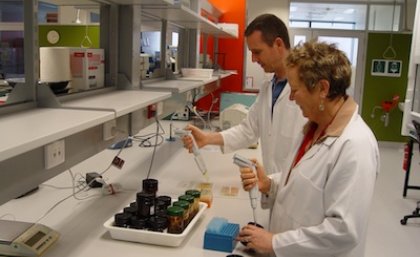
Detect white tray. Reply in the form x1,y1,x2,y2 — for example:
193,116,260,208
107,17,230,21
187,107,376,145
104,202,207,247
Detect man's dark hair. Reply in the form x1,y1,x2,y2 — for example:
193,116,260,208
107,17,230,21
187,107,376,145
245,14,290,49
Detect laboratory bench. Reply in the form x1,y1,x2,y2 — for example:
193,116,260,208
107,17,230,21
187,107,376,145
0,120,269,257
0,108,114,162
60,90,171,118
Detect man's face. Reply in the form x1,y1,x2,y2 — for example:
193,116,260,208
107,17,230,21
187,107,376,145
246,30,279,73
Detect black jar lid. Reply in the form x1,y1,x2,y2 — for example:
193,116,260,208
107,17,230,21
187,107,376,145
136,191,155,203
114,212,132,227
148,216,168,230
130,216,147,229
123,206,137,216
156,195,172,206
142,178,158,193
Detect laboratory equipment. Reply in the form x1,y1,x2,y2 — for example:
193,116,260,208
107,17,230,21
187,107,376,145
219,103,248,130
203,217,239,253
69,48,105,92
0,220,59,257
232,154,258,224
39,47,71,94
174,128,209,179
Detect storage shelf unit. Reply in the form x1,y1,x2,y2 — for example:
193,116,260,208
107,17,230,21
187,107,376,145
141,5,237,38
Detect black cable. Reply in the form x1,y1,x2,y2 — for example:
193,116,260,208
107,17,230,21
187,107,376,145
146,114,161,179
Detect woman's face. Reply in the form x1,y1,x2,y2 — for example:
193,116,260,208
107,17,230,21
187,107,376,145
287,67,320,121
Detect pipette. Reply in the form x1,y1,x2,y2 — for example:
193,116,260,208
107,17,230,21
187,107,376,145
233,153,258,224
175,128,209,180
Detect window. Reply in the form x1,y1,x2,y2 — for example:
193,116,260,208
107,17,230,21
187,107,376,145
289,1,401,31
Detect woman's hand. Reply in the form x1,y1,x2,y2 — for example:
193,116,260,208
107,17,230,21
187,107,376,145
239,159,271,194
237,223,274,254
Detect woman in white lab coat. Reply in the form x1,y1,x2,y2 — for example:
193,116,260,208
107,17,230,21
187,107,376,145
238,41,379,257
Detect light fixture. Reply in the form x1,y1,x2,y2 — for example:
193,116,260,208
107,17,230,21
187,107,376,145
74,9,82,24
344,8,355,14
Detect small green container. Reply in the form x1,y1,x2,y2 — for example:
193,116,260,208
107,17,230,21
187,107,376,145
167,206,184,234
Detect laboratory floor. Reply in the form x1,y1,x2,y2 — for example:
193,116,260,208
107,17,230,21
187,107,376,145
366,142,420,257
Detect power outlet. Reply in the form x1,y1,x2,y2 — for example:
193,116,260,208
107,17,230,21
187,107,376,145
103,119,117,141
44,139,65,169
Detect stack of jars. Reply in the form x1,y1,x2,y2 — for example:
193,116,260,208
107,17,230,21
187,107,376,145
114,178,172,232
113,179,201,235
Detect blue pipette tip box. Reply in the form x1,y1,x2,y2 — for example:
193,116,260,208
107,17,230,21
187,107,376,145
203,217,240,253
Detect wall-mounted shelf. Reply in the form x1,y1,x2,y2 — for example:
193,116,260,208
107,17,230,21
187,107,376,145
143,71,236,95
142,5,238,38
142,79,205,94
61,90,171,117
0,108,114,162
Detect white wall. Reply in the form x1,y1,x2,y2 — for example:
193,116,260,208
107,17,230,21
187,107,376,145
244,0,290,90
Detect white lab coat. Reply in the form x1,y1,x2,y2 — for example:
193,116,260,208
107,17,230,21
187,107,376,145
220,79,307,175
262,106,379,257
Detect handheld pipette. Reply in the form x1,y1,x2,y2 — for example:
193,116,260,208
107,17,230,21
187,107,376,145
233,154,258,224
175,128,209,180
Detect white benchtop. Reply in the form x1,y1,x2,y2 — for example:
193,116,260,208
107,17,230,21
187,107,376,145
0,108,114,162
61,90,172,117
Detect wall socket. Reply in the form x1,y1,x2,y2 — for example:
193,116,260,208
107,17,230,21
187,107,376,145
44,139,65,169
103,119,117,141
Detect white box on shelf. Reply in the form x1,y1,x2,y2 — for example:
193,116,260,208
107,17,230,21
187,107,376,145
181,68,213,80
69,48,104,91
218,23,238,38
104,202,207,247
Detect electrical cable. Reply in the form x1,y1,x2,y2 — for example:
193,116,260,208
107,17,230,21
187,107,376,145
191,105,208,130
33,137,133,223
146,114,161,179
207,93,218,131
133,120,165,147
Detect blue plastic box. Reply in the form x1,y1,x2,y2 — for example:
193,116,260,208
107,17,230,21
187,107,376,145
203,217,240,253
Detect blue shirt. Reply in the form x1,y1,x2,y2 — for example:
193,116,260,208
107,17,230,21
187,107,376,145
272,76,287,117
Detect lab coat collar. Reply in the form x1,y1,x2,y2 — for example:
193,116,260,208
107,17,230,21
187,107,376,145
302,96,357,144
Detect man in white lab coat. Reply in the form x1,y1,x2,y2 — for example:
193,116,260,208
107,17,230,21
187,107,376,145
238,41,379,257
183,14,306,176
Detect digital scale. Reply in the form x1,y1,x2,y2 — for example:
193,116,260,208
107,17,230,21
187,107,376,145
0,220,59,257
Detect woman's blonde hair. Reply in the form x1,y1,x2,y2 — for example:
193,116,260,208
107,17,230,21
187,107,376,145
285,40,351,100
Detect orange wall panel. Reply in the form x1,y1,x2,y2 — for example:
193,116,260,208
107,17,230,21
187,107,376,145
196,0,246,112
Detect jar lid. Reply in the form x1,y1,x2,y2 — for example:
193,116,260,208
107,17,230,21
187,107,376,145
114,212,132,226
156,195,172,206
130,216,147,229
185,189,201,198
178,194,194,203
148,216,168,229
142,178,158,192
167,206,184,216
173,200,189,209
136,191,154,202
